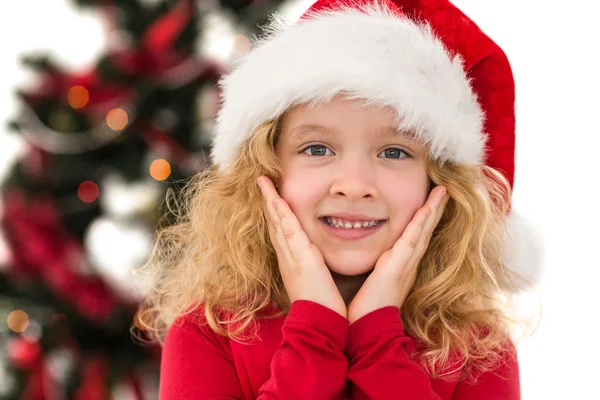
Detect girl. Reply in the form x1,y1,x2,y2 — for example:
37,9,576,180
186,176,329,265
136,0,541,398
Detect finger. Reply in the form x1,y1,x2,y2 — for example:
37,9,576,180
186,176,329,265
258,177,315,274
258,177,293,239
386,206,432,271
257,176,278,201
385,186,447,274
258,176,313,253
257,177,296,266
423,186,448,236
272,197,315,268
409,187,450,265
263,196,286,253
257,177,287,237
265,216,281,252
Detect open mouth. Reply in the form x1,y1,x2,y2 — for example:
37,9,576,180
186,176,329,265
319,217,387,229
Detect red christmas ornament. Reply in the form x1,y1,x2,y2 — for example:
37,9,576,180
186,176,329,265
6,337,42,370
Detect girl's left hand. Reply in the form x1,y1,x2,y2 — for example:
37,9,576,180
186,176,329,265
347,186,450,325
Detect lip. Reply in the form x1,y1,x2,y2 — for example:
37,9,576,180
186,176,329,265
319,217,385,241
320,212,385,222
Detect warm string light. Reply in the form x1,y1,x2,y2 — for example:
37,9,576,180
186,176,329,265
67,85,89,109
106,108,129,130
78,180,99,203
7,310,29,333
149,159,171,181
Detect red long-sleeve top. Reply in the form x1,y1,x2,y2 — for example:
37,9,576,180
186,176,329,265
159,300,520,399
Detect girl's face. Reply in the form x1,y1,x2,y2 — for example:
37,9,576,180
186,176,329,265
275,95,430,276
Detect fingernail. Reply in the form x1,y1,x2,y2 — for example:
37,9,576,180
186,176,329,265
439,187,447,199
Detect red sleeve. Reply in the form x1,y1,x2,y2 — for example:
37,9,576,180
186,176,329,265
451,341,521,400
159,311,245,399
159,299,350,400
345,306,441,399
345,306,520,399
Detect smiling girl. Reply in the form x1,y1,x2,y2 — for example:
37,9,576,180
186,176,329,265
136,0,541,398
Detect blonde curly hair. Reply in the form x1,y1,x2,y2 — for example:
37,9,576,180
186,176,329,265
134,115,535,383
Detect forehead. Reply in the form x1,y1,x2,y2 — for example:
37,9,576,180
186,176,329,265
285,123,412,143
278,96,421,144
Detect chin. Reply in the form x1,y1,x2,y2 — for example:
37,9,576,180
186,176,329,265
323,250,377,276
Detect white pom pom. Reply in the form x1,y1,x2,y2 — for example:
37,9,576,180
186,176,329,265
500,210,545,292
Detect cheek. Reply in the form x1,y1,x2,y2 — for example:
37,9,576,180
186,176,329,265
385,175,430,233
278,171,326,220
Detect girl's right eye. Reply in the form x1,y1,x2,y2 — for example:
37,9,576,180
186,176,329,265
301,145,333,157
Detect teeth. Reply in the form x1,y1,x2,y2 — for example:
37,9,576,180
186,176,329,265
325,217,380,229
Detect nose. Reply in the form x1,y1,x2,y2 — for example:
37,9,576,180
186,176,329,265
329,157,378,201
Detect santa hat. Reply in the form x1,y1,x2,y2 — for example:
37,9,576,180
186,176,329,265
210,0,543,290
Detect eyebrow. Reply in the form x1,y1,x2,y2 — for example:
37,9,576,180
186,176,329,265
287,124,406,142
287,124,335,142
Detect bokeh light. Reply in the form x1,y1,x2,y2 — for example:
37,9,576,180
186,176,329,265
149,159,171,181
78,180,99,203
6,336,41,370
106,108,129,130
7,310,29,333
67,85,89,109
22,319,42,342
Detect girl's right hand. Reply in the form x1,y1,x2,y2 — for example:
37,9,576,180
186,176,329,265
257,176,347,318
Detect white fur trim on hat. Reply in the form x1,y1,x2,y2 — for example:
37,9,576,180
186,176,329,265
500,211,545,291
211,2,486,171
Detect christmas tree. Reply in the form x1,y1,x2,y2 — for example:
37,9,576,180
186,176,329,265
0,0,291,398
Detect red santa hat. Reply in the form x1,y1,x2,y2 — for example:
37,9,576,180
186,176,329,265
210,0,543,290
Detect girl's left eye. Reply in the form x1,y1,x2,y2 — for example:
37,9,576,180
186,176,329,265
378,148,409,159
301,145,333,156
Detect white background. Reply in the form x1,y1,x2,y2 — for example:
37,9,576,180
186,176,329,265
1,1,599,398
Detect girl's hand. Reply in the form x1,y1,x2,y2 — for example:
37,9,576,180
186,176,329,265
347,186,450,325
257,176,347,318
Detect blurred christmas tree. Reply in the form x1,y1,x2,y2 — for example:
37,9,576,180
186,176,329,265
0,0,291,398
